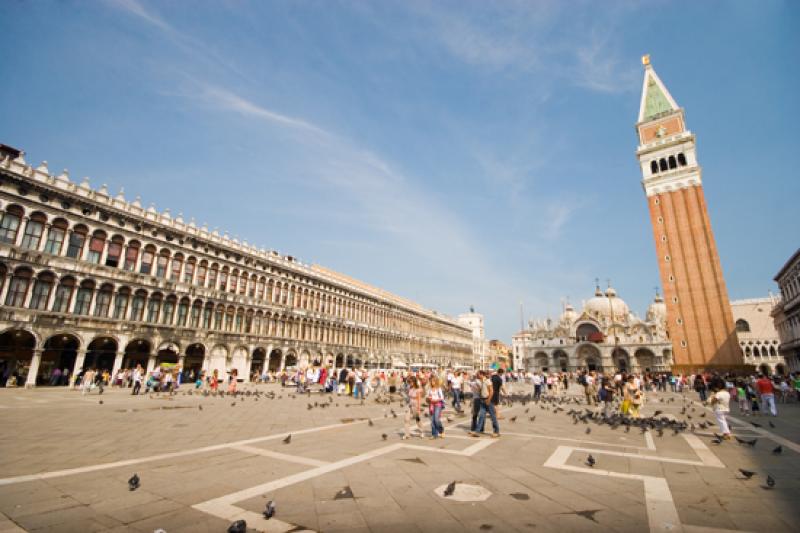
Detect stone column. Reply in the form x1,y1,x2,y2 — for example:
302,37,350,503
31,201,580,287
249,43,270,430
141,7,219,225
134,245,144,273
178,354,186,384
264,343,274,373
72,349,87,387
25,349,43,387
38,224,50,252
45,282,58,312
13,217,27,247
146,355,156,374
245,353,253,382
87,291,98,317
21,280,35,309
111,351,125,381
98,241,110,266
0,275,10,304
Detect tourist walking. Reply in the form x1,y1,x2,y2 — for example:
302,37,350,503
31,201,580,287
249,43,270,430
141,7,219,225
469,372,484,433
354,370,365,399
210,369,219,393
132,365,143,395
621,375,637,416
583,371,597,406
491,368,505,419
403,376,425,439
470,370,500,438
532,372,542,400
709,380,732,439
694,374,708,402
81,368,96,395
600,377,615,417
450,371,463,412
735,381,750,415
228,368,238,394
427,376,445,439
756,374,777,416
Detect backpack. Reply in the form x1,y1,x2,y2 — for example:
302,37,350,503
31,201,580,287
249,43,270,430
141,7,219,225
578,375,587,386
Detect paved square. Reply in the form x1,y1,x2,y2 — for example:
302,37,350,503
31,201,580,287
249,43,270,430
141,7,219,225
1,384,799,532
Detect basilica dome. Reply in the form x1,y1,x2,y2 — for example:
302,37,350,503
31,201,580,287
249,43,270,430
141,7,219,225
646,292,667,324
560,303,577,325
583,285,630,323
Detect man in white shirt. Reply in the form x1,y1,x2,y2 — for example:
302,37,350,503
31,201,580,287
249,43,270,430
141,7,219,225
708,380,731,439
450,372,463,412
532,373,543,400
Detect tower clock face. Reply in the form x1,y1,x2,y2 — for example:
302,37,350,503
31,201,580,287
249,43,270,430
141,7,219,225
640,116,684,143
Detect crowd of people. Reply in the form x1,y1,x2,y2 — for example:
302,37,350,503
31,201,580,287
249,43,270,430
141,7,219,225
37,362,800,441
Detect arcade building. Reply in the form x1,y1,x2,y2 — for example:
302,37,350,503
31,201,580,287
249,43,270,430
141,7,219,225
0,144,474,387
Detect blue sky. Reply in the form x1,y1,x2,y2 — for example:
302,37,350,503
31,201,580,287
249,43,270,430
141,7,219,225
1,0,797,341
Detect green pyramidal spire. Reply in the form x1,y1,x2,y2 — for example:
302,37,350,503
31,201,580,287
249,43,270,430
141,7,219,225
643,75,673,120
638,56,679,123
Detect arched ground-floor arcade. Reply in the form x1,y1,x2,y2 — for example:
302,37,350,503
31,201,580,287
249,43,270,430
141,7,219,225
0,322,473,386
522,342,672,374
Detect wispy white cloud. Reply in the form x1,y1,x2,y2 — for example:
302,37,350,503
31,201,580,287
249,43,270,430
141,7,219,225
102,0,599,337
572,33,638,93
404,0,639,94
197,83,329,136
106,0,250,80
108,0,173,33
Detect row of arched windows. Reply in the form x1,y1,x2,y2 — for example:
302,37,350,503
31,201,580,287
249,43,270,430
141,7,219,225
743,344,779,358
649,153,688,174
0,201,468,344
0,264,469,357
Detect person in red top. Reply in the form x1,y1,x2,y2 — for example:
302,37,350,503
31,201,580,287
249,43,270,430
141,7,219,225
755,374,777,416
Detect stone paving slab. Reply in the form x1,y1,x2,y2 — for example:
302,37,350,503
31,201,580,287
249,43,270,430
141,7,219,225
1,384,800,532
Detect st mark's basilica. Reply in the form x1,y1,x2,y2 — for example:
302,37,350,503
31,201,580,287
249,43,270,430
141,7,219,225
512,284,672,374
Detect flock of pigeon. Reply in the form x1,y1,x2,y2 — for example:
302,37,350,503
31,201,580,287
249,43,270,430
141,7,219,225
510,394,788,491
118,387,790,532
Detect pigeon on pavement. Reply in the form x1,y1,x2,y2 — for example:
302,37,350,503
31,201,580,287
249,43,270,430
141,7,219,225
227,519,246,533
738,469,756,479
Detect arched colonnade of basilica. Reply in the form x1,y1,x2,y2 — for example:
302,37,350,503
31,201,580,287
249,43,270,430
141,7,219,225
520,343,670,374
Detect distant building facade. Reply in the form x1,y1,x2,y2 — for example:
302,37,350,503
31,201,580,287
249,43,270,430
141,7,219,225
512,284,672,373
456,308,485,368
772,249,800,372
731,297,786,375
0,145,473,387
486,339,511,369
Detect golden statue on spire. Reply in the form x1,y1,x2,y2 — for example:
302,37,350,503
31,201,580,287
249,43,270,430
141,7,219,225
642,54,651,66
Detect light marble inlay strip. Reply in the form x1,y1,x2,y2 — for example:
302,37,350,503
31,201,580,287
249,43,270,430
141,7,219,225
231,445,329,467
193,436,499,532
0,419,370,486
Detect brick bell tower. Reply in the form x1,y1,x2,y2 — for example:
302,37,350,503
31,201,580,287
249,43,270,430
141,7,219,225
635,55,743,372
